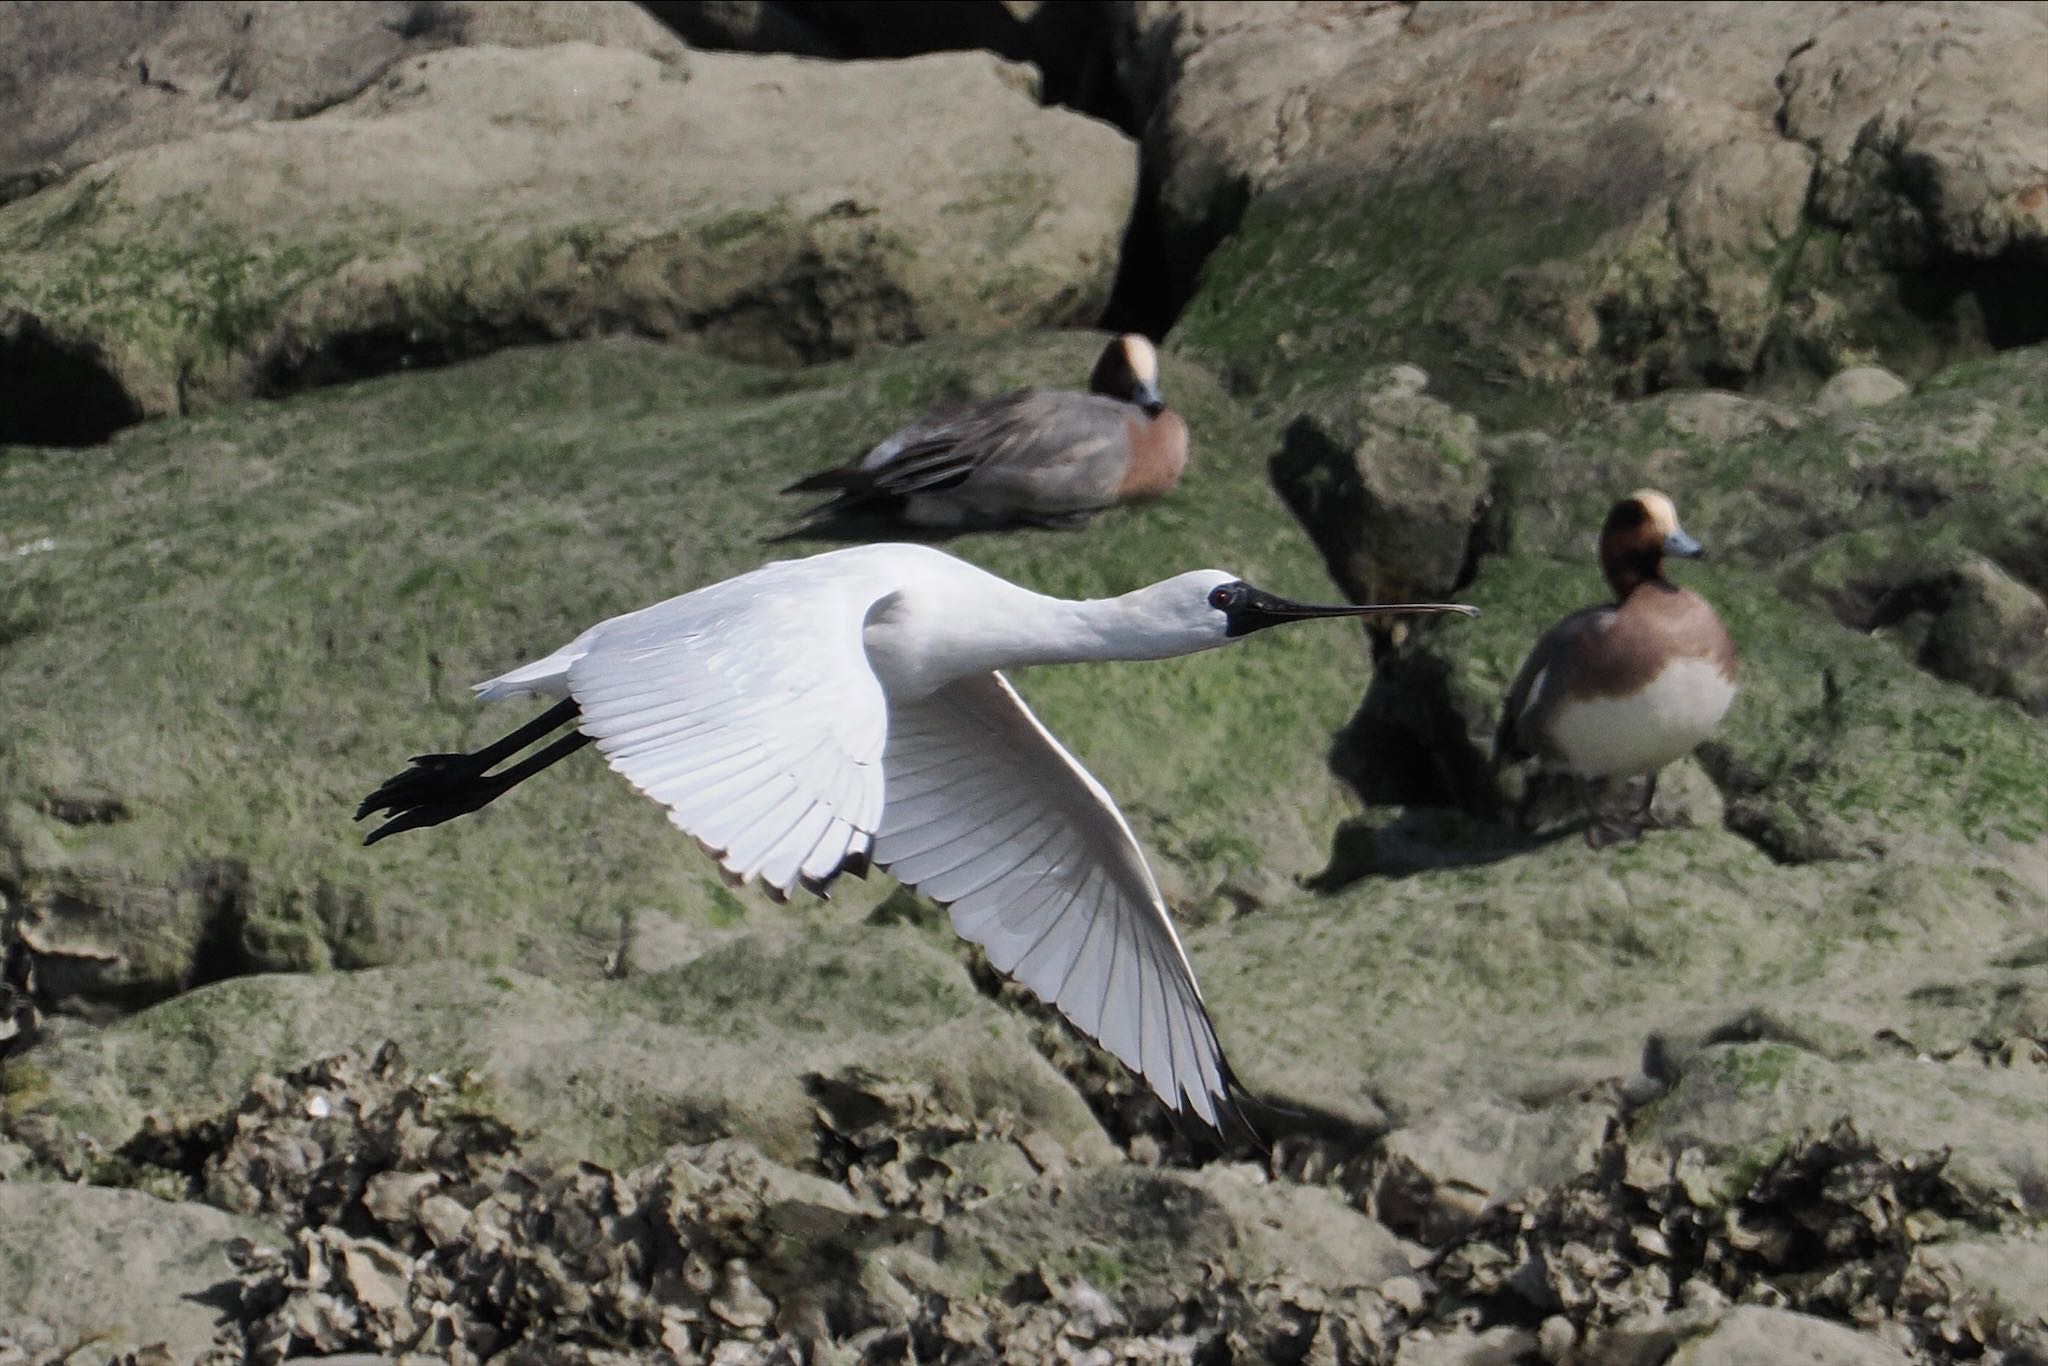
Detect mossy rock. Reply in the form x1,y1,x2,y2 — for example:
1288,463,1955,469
1637,1040,2048,1205
907,1161,1411,1304
9,918,1107,1171
0,42,1134,440
0,1181,280,1360
1187,809,2046,1200
1482,344,2048,587
1175,352,2048,1188
1171,183,1624,428
1169,164,2048,429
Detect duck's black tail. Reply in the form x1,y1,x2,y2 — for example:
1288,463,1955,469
355,699,590,845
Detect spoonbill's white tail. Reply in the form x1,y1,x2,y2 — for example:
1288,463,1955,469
356,543,1478,1137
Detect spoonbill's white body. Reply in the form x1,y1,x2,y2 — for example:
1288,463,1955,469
359,543,1476,1132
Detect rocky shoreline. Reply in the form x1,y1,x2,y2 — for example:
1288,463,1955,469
4,4,2046,1362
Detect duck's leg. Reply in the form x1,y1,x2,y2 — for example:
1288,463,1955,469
1578,776,1629,849
1511,779,1537,835
1632,772,1662,830
1581,774,1646,847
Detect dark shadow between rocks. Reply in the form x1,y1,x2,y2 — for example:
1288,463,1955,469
0,320,144,447
254,321,559,399
1894,248,2048,357
0,922,41,1066
641,2,1138,132
181,859,260,993
1097,159,1181,339
1306,809,1574,892
1331,651,1499,817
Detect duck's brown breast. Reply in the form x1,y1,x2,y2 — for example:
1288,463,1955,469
1118,410,1189,501
1568,584,1736,700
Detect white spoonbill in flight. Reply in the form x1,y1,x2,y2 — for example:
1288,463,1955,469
358,543,1477,1134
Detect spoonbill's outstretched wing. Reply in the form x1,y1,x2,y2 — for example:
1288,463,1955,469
875,671,1241,1132
547,564,894,898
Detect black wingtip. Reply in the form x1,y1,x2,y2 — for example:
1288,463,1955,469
781,467,860,495
1211,1056,1269,1156
1151,1051,1266,1157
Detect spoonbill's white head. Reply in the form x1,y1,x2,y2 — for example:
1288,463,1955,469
1122,569,1479,657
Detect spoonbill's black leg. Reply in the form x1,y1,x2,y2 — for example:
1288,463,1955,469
356,700,590,844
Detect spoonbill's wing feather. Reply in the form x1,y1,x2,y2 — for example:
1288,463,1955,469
560,564,892,897
875,670,1239,1131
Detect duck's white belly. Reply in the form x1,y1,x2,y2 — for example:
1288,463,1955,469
1546,657,1736,778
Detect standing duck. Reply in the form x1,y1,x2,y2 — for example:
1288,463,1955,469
783,334,1189,531
1495,490,1738,846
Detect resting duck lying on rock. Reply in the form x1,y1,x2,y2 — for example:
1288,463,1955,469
783,334,1188,531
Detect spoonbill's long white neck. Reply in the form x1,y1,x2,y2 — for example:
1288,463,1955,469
854,549,1477,701
863,576,1217,700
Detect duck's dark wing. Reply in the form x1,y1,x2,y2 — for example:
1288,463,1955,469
1495,604,1614,764
783,390,1130,511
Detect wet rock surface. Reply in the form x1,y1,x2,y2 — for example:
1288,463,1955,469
0,42,1133,440
1151,2,2048,419
11,1048,2040,1363
0,1,685,203
3,5,2047,1362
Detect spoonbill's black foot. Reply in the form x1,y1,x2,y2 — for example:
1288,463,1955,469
357,756,517,845
356,702,588,844
356,752,486,821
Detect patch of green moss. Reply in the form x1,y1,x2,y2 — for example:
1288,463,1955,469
1712,1042,1802,1093
1171,182,1619,424
1711,1139,1793,1205
1061,1246,1128,1291
0,1062,55,1121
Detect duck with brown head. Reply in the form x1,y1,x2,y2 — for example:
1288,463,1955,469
782,334,1189,532
1495,489,1738,847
